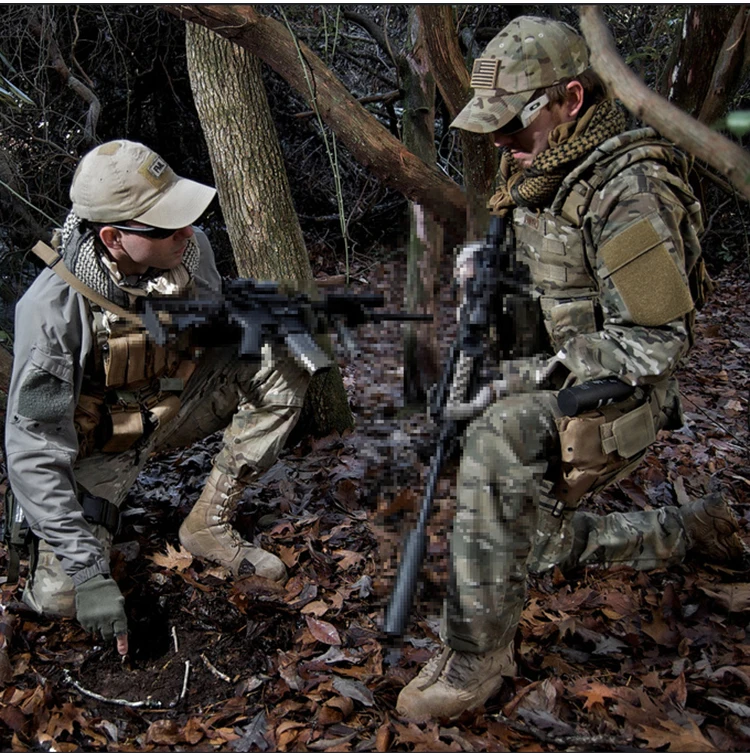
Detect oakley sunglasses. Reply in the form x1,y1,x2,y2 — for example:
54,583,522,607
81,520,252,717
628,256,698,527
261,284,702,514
109,224,180,240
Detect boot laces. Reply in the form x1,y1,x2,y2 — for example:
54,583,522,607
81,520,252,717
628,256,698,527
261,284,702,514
418,647,486,692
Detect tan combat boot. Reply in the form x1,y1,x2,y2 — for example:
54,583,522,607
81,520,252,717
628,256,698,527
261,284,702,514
396,641,516,721
681,490,749,566
179,466,287,582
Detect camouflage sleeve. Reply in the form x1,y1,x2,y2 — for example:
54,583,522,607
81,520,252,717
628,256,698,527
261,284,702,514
557,165,696,385
4,271,110,584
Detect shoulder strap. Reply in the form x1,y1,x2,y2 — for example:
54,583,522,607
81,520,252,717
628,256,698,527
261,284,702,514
32,241,143,326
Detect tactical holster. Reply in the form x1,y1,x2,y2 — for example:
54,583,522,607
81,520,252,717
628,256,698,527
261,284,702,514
2,487,120,585
3,487,32,585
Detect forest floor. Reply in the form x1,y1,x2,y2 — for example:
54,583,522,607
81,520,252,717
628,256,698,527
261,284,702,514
0,256,748,752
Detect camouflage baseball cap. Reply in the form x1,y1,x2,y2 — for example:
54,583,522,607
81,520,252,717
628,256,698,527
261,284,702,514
451,16,589,134
70,140,216,228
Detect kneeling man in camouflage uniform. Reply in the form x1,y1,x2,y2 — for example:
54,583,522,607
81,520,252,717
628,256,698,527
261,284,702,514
397,16,747,720
5,141,310,654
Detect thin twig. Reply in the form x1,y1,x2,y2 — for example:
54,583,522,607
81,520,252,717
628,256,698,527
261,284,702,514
201,653,232,683
171,626,179,653
681,393,748,450
179,660,190,701
62,669,163,708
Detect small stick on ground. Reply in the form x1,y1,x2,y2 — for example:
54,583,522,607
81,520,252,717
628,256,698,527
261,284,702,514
179,660,190,701
201,653,232,682
171,626,179,653
62,669,163,708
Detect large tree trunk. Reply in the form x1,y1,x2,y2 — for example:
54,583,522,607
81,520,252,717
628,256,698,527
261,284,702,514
400,10,441,406
417,5,497,240
659,6,750,125
164,4,468,235
186,24,310,283
185,23,353,437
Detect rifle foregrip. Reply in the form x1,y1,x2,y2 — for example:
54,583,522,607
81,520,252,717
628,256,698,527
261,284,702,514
383,527,427,637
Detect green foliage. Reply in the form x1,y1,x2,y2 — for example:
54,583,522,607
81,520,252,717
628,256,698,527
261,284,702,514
715,110,750,138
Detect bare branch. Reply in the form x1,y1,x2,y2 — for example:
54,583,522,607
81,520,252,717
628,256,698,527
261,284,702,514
342,10,397,67
578,5,750,204
29,11,100,145
162,4,467,231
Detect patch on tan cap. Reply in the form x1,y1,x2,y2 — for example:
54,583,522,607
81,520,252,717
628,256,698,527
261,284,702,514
97,142,121,156
138,154,170,188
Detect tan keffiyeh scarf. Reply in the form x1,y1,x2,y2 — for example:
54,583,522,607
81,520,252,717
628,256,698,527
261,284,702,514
488,99,627,216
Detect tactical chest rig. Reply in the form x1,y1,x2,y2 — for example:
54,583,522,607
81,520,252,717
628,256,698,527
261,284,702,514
511,128,704,504
32,241,195,459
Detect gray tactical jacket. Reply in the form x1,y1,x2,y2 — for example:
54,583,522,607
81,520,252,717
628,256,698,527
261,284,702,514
4,228,221,584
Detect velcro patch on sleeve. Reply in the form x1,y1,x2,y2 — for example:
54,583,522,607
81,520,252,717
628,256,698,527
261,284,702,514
18,368,72,423
600,217,694,327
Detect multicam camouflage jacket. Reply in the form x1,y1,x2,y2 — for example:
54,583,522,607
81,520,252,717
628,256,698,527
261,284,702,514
512,127,704,394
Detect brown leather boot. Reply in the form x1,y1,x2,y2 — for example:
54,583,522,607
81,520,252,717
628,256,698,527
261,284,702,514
396,641,516,720
681,489,749,566
179,466,287,582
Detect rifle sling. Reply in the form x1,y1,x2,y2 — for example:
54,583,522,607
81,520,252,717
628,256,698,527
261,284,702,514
32,241,143,326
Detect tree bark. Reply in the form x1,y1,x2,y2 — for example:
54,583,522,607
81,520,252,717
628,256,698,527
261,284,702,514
164,4,467,234
400,10,441,406
417,5,497,240
659,7,749,124
185,23,353,437
578,6,750,204
186,23,311,284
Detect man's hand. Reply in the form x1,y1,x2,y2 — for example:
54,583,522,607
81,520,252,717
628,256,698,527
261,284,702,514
75,574,128,655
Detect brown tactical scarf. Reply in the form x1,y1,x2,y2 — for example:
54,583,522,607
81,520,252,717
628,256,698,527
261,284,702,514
488,98,627,216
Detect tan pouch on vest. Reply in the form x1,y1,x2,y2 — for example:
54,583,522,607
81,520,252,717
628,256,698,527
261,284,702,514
553,398,656,505
102,405,144,453
74,393,105,459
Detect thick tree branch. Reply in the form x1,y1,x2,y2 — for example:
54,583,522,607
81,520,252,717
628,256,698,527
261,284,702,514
342,11,396,67
578,5,750,203
417,5,497,237
163,4,467,231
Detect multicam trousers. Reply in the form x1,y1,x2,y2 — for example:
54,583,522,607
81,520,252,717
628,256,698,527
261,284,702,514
23,344,310,617
444,390,689,654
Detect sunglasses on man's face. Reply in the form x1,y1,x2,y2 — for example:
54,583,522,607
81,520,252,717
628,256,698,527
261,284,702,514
495,93,550,136
109,224,179,240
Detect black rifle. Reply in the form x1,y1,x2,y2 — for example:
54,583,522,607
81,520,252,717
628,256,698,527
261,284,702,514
384,214,521,637
136,279,430,374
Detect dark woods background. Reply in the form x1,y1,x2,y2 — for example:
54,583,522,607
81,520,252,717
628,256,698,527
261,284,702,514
1,5,748,324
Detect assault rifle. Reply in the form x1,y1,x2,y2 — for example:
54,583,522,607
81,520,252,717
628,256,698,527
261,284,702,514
384,214,526,637
136,279,431,375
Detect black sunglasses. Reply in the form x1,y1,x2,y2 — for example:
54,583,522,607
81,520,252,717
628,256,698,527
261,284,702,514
109,224,178,240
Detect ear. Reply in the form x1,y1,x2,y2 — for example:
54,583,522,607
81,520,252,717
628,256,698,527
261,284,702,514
97,226,122,253
566,80,585,119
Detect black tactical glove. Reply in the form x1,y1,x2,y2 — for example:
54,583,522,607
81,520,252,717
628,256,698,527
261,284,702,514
75,574,127,641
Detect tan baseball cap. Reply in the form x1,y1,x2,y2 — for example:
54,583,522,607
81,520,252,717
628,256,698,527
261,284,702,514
70,140,217,229
451,16,589,134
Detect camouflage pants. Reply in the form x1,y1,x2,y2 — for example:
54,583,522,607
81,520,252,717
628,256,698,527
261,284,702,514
24,344,310,617
444,390,689,654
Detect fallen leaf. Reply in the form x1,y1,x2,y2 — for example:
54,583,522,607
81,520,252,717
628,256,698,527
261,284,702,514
333,549,364,570
332,677,374,706
638,718,716,751
698,582,750,612
306,616,342,646
301,600,330,617
576,682,622,711
148,543,193,572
